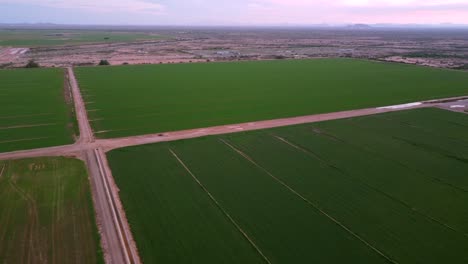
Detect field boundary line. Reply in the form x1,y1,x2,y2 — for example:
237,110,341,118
0,123,57,131
272,134,468,237
220,139,398,264
271,135,328,163
169,148,272,264
0,137,51,145
307,117,468,195
0,164,5,179
0,113,53,119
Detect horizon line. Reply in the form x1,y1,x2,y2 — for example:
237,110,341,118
1,22,468,28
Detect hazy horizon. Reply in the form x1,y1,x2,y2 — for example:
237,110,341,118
1,0,468,26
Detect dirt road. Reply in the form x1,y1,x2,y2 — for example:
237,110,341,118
437,99,468,113
97,102,428,151
67,67,94,143
85,148,140,264
1,96,467,161
68,68,140,264
0,67,466,264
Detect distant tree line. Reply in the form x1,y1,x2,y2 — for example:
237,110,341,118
99,60,110,66
25,60,40,68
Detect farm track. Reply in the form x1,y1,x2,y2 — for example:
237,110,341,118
68,67,140,264
0,97,467,162
0,67,467,263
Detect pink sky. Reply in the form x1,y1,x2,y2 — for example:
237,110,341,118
244,0,468,24
1,0,468,25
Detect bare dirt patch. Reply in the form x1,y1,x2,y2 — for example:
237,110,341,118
2,28,468,69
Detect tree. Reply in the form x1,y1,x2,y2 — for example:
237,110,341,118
98,60,110,66
25,60,40,68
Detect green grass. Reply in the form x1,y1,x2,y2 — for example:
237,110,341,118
0,157,103,263
0,29,167,47
75,59,468,139
107,108,468,263
0,68,76,153
107,146,269,264
108,143,386,264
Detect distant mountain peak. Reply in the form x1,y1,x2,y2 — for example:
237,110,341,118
347,24,372,29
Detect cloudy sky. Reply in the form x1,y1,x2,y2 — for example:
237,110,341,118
1,0,468,25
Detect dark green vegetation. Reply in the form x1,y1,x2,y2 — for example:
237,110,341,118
0,29,167,47
98,60,110,66
0,68,76,153
0,157,103,263
25,59,40,68
454,64,468,70
108,147,271,264
108,108,468,263
76,59,468,139
0,68,77,152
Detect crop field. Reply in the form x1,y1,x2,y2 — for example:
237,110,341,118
0,157,103,263
0,29,167,47
107,108,468,263
0,68,76,153
76,59,468,139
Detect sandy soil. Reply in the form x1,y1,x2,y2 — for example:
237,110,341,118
383,56,460,68
2,29,467,69
0,47,29,66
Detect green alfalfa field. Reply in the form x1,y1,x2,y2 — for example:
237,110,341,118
107,108,468,264
0,68,76,153
76,59,468,139
0,29,168,47
0,157,103,263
